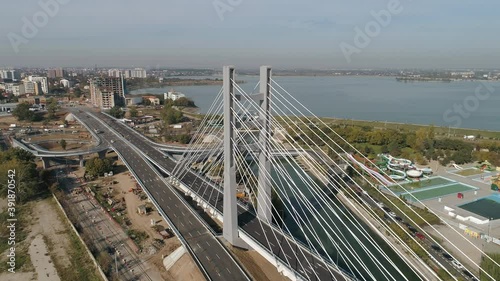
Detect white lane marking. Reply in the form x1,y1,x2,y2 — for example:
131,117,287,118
226,268,231,274
216,254,220,259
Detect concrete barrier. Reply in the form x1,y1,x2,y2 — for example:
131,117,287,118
163,246,186,271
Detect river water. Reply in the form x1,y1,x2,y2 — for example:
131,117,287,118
273,160,419,280
131,76,500,131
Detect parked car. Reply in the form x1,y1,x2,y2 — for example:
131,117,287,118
415,232,425,240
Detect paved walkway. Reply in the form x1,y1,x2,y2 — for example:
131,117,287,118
28,234,61,281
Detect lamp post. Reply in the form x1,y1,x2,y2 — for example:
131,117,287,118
114,249,118,275
488,218,493,241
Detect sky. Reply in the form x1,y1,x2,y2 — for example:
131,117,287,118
0,0,499,69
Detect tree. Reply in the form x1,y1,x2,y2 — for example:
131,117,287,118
60,139,67,150
84,157,113,178
161,105,183,125
173,97,196,107
47,98,59,120
129,106,138,118
12,102,35,121
0,148,48,203
109,106,124,119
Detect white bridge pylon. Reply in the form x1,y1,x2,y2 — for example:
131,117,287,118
223,65,272,247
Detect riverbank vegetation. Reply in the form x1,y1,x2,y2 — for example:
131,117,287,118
284,118,500,167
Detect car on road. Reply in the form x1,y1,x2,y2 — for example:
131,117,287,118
408,226,418,233
452,260,464,269
462,270,473,278
431,244,442,252
442,253,453,260
394,216,402,222
415,232,425,240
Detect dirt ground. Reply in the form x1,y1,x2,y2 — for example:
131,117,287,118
0,198,75,281
76,159,205,281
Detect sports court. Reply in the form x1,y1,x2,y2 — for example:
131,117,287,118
395,176,478,202
388,176,453,193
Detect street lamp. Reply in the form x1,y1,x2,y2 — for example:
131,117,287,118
488,218,493,240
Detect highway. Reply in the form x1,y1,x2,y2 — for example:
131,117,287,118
72,110,249,281
72,108,354,281
70,107,434,280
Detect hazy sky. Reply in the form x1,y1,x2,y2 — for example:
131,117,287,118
1,0,499,69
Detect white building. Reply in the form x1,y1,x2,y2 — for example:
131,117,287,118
125,96,142,105
131,68,147,78
22,81,36,95
27,76,48,94
164,90,185,101
108,69,121,78
11,85,21,96
60,79,72,88
0,70,20,81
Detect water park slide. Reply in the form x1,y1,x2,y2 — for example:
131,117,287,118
453,164,463,170
387,165,406,180
346,154,393,185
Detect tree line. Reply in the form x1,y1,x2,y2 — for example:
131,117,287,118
0,148,51,203
289,123,500,166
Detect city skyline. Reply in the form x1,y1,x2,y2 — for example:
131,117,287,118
0,0,499,69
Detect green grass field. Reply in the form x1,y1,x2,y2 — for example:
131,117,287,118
403,183,476,202
452,168,485,177
389,177,453,193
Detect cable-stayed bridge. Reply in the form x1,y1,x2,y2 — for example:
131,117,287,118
17,66,499,280
162,66,497,281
